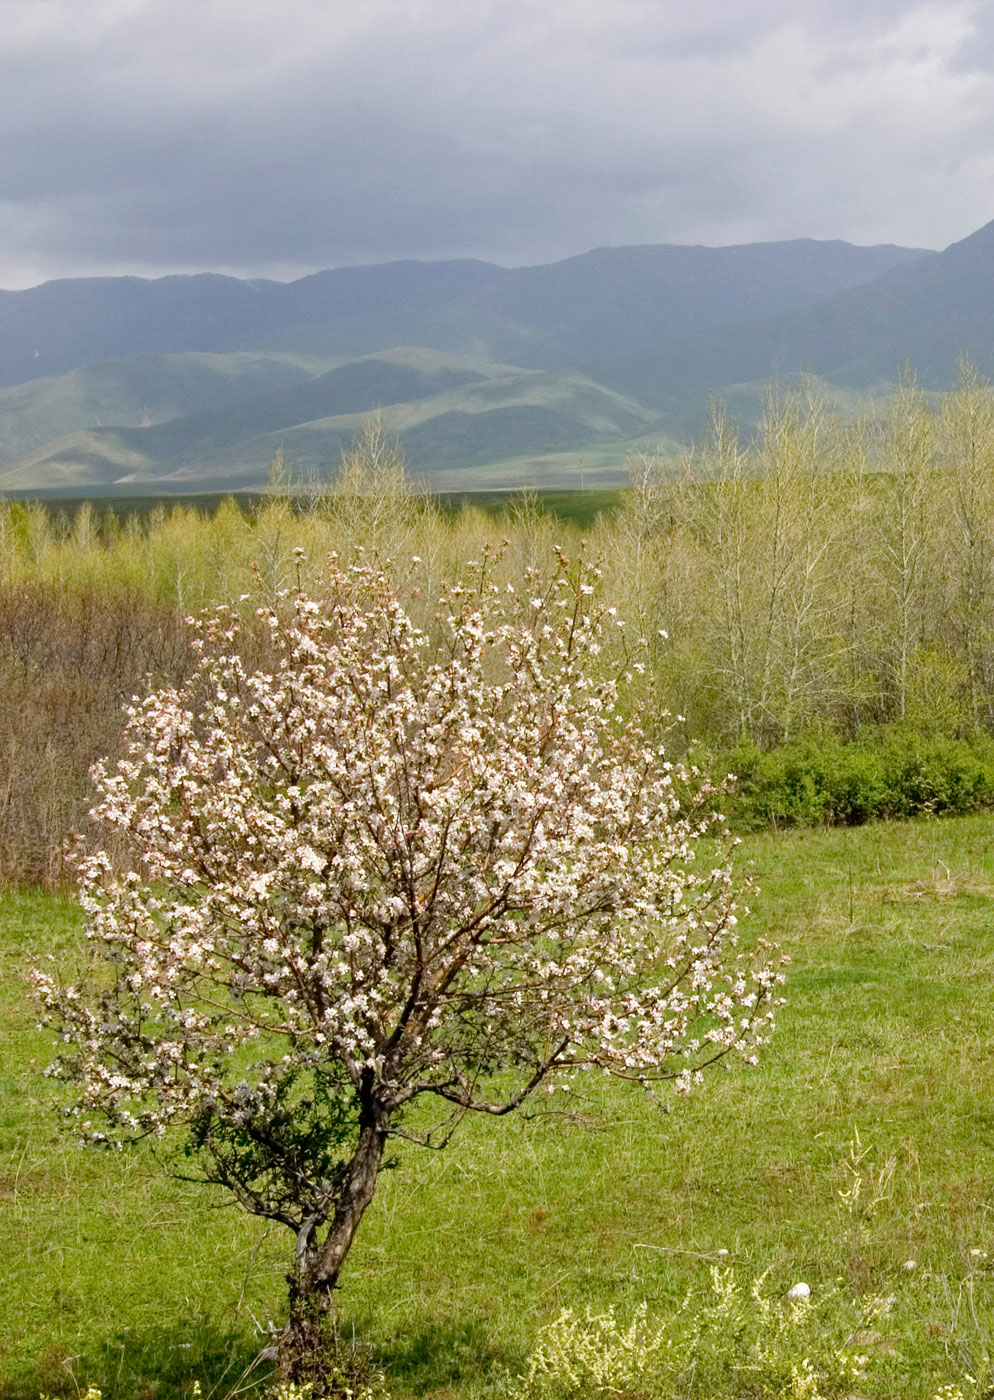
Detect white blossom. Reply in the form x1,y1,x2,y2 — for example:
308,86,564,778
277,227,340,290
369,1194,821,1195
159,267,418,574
31,550,785,1331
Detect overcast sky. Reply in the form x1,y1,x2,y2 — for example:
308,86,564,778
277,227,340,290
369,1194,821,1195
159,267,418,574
2,0,993,288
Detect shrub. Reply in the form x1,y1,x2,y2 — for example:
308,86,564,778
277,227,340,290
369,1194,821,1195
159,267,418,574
722,729,994,830
0,581,191,885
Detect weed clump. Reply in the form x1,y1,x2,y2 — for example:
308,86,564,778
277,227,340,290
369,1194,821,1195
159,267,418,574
511,1270,866,1400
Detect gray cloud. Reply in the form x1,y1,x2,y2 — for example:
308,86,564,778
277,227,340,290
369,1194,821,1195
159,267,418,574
0,0,991,287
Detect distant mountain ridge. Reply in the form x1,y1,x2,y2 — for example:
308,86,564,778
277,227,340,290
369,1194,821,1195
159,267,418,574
588,222,994,429
0,239,927,390
17,226,994,492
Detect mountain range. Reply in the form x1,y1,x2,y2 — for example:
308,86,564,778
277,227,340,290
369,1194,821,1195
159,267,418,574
3,221,994,492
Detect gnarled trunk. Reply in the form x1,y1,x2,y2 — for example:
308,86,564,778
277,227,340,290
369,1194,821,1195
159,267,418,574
278,1092,390,1387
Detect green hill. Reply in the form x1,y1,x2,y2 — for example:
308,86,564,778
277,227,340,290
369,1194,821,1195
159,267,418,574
20,228,994,490
0,349,334,469
0,365,662,491
109,348,489,462
0,429,154,488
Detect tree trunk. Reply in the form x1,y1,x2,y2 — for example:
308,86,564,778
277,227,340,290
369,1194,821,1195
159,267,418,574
277,1089,390,1388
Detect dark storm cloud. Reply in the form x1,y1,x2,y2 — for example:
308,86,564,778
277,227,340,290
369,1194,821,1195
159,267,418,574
0,0,990,287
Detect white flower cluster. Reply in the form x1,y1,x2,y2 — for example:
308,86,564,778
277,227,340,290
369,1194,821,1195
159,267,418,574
34,550,785,1148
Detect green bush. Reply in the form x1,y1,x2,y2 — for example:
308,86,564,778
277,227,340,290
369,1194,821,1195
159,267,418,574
720,728,994,830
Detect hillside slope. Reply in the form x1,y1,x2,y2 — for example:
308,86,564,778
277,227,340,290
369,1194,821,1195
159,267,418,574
0,262,498,388
589,221,994,422
15,228,994,489
0,350,335,468
0,239,928,388
0,364,660,490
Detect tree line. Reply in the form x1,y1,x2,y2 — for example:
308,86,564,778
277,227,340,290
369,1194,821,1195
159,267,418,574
7,376,994,882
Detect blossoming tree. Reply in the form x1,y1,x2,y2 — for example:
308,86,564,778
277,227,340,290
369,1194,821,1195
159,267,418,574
35,550,784,1377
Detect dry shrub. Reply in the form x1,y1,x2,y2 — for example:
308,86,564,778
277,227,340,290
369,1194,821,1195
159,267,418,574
0,582,192,886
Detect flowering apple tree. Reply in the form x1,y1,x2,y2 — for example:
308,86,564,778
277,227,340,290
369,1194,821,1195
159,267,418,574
34,550,784,1376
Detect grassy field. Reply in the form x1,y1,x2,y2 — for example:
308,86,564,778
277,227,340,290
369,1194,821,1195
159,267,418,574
5,815,994,1397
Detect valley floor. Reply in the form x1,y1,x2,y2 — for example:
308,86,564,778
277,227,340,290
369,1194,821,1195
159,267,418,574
4,816,994,1397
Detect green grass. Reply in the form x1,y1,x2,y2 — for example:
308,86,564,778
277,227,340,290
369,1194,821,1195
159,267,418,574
433,487,623,528
6,817,994,1396
441,433,679,493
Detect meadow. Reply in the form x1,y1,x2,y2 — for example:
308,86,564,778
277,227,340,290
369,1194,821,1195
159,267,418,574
4,816,994,1398
8,385,994,1397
